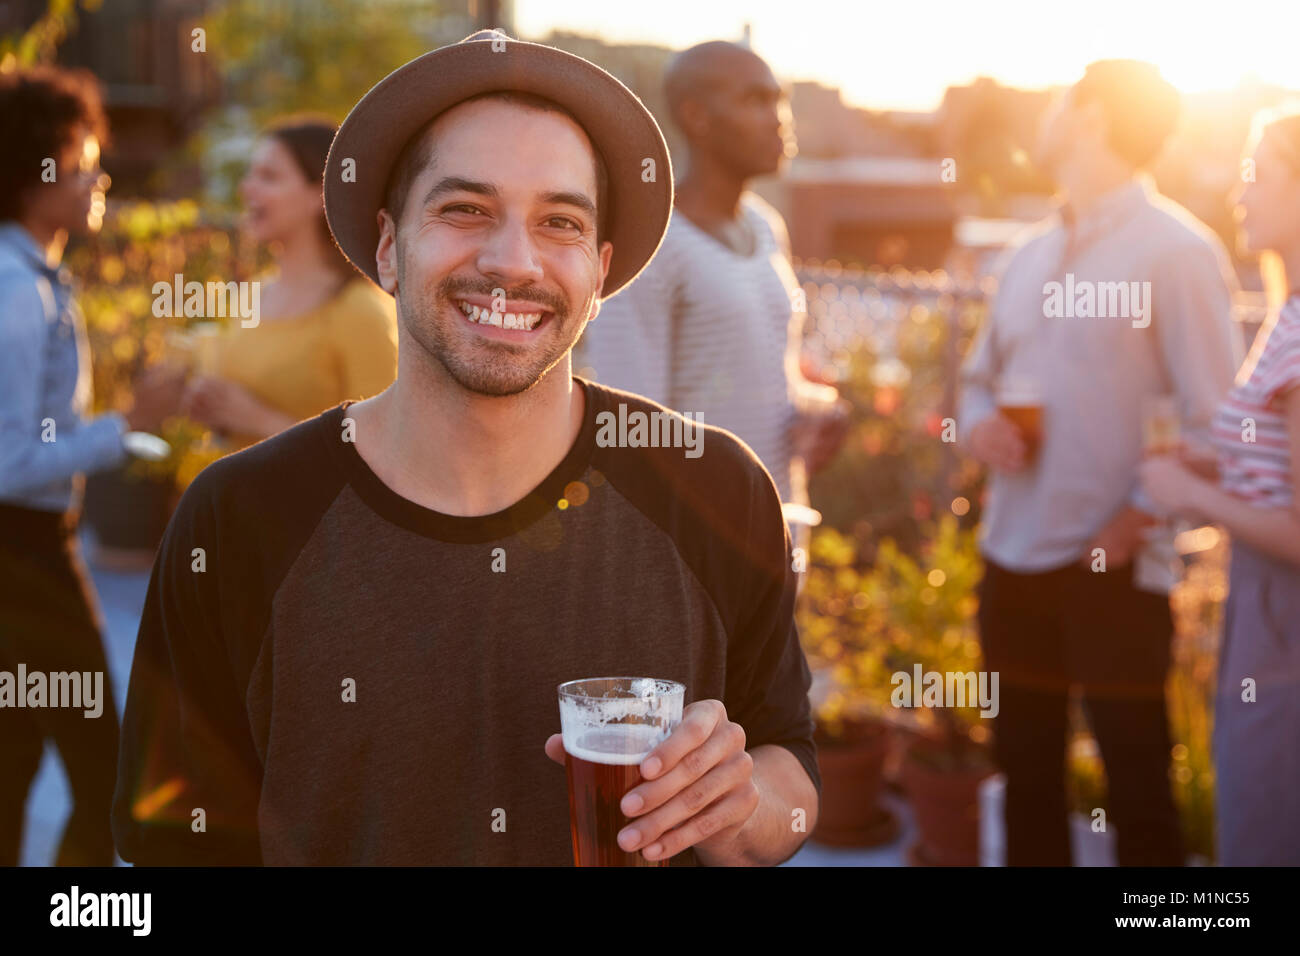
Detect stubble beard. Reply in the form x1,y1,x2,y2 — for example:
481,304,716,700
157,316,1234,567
396,242,586,398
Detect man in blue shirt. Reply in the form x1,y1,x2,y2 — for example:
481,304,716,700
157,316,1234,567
0,66,179,865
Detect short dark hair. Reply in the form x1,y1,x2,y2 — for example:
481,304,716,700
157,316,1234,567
0,65,109,222
382,90,609,245
1072,60,1181,169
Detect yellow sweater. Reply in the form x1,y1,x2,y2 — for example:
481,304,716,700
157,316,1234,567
210,277,397,448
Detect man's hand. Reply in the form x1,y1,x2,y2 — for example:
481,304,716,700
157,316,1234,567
966,413,1028,473
793,398,851,475
1175,438,1221,483
1140,455,1209,518
125,362,187,432
544,699,759,863
1082,504,1157,569
182,376,287,438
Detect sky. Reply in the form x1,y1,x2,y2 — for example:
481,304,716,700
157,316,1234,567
514,0,1300,111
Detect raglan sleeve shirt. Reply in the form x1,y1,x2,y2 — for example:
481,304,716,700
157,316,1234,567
112,384,822,865
112,461,266,865
1128,232,1241,515
722,451,821,797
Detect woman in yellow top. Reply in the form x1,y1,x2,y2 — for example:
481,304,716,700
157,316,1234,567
182,117,397,449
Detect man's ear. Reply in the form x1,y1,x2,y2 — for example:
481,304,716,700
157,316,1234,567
376,208,399,295
588,239,614,320
677,96,710,143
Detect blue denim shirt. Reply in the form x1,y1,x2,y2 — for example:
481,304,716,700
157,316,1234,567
0,221,126,513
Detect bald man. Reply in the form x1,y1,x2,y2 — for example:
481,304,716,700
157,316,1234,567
578,41,847,534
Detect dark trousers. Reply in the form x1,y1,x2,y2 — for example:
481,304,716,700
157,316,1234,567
977,556,1185,866
0,503,119,865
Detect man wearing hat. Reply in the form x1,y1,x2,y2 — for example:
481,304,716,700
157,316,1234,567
112,31,820,866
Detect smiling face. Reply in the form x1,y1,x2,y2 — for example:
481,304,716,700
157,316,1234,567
376,97,612,397
238,136,323,245
1234,129,1300,256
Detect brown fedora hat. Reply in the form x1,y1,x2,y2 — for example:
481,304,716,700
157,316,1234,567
324,29,673,299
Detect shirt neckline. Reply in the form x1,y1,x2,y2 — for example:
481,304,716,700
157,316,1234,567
1057,177,1149,232
672,196,766,261
0,221,60,279
320,377,602,543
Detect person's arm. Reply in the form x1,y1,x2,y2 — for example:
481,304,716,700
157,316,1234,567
576,247,677,405
694,463,820,865
0,271,126,497
111,469,264,864
626,461,819,866
958,266,1031,472
1134,236,1241,516
957,245,1022,449
1143,379,1300,567
769,216,849,474
957,308,1001,442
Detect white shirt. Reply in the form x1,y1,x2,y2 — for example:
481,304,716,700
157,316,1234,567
577,193,805,504
958,177,1242,586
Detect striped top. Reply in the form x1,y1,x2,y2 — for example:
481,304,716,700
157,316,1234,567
1213,296,1300,507
576,193,802,503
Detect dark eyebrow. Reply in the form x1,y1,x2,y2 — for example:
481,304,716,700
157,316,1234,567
423,176,499,207
423,178,596,223
539,190,597,222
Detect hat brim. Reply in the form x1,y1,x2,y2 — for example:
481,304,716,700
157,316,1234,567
324,35,673,300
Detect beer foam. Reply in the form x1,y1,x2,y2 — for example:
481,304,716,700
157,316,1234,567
564,724,666,765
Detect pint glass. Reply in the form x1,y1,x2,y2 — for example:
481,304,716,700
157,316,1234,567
1142,395,1180,455
557,677,685,867
997,376,1044,460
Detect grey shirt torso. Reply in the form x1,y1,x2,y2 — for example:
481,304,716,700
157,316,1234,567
958,179,1242,579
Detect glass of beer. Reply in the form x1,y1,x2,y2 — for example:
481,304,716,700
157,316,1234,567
1142,395,1181,455
557,677,685,867
997,376,1044,460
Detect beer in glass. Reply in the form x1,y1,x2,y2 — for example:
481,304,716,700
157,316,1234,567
557,677,685,867
997,376,1044,460
1142,395,1181,455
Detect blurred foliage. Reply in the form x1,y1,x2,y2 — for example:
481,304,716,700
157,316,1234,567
193,0,447,207
808,294,986,557
204,0,437,121
800,517,990,772
0,0,100,69
66,198,267,486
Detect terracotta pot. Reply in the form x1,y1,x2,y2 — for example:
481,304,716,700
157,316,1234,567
900,736,995,866
812,718,899,847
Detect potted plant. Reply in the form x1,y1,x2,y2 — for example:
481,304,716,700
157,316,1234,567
860,517,996,866
799,527,900,847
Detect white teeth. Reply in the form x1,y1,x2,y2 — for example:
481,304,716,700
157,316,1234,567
458,300,542,330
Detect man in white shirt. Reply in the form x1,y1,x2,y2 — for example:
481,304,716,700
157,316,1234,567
959,60,1241,865
577,41,847,526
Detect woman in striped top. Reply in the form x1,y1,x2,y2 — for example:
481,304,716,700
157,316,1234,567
1141,107,1300,866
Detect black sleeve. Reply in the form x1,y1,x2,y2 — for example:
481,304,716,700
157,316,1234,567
584,382,823,803
722,456,822,802
111,466,264,865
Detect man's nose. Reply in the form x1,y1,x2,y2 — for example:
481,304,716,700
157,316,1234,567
476,217,544,283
